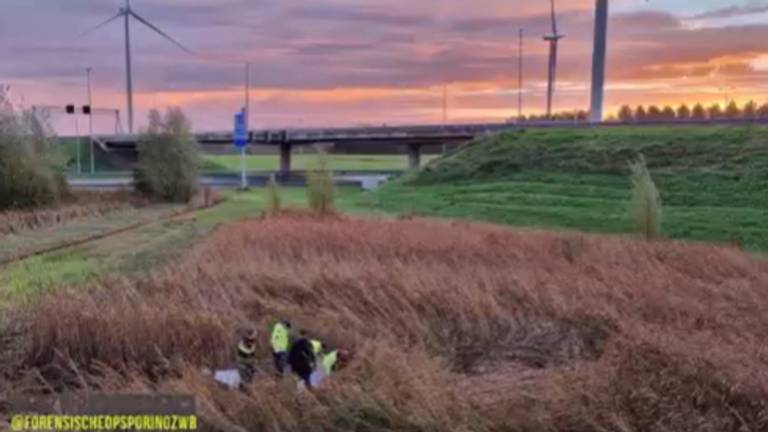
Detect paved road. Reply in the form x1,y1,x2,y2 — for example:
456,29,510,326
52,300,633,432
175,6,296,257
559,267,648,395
68,172,392,190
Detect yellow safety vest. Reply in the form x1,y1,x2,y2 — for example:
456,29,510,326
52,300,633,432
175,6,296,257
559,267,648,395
271,323,290,353
310,339,323,355
237,341,257,361
322,350,338,374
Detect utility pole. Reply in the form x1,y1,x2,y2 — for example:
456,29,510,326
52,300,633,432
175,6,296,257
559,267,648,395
86,67,95,174
518,28,524,120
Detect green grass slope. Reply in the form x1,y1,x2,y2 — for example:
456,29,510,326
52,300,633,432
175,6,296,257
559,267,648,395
370,126,768,250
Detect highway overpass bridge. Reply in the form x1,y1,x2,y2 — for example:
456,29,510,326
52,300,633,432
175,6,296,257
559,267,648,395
100,122,518,173
94,118,768,174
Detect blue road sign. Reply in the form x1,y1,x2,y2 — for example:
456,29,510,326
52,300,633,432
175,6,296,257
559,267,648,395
234,109,247,148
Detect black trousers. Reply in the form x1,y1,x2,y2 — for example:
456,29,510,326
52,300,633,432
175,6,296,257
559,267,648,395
273,351,289,374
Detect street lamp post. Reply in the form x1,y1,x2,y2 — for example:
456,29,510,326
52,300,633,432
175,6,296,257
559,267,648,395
86,67,95,174
241,63,251,189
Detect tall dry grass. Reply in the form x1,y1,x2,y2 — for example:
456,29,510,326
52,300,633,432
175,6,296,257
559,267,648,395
3,215,768,431
0,190,145,236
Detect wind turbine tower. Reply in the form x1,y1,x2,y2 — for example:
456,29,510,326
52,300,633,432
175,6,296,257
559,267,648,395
543,0,564,119
589,0,609,122
80,0,192,134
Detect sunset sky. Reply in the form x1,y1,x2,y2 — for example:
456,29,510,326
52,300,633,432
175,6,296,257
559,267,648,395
2,0,768,133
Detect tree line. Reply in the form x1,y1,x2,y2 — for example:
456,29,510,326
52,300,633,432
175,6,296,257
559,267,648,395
615,101,768,122
511,101,768,123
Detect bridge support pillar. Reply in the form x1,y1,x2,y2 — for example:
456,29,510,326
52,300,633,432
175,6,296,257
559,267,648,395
407,143,422,170
279,142,292,176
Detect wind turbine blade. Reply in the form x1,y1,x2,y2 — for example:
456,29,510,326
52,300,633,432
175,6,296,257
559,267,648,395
76,12,123,39
129,10,194,54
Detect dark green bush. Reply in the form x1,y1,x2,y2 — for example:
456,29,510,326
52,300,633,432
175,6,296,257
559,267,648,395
0,86,69,209
133,108,199,202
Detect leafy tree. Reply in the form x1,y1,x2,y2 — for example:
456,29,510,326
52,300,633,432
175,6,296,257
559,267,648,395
661,106,676,120
691,103,706,119
743,100,757,118
635,106,648,121
758,103,768,118
647,105,662,120
725,101,741,118
707,104,723,119
676,104,691,120
133,108,199,202
618,105,634,122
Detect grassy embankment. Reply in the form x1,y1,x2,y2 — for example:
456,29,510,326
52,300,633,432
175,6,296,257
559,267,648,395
368,126,768,250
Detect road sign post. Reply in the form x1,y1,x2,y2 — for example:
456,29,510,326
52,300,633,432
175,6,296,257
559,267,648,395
234,109,248,189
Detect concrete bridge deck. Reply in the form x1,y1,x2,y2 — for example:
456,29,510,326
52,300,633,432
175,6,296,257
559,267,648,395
94,118,768,174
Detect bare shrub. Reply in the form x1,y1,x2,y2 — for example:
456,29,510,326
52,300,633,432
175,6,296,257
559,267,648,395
0,85,69,209
629,154,662,239
133,108,199,203
306,151,335,214
264,174,282,215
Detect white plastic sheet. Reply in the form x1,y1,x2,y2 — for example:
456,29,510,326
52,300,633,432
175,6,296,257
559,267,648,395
214,369,242,389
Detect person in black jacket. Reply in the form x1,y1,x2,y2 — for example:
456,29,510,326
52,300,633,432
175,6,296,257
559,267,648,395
287,337,322,387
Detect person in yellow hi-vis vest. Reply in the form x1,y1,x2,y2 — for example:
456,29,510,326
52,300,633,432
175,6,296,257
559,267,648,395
309,348,351,388
270,320,292,375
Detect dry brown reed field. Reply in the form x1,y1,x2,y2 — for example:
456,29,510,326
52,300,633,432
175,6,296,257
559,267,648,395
2,212,768,431
0,190,147,236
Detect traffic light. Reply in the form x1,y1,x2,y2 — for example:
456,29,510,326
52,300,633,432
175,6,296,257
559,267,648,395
65,105,75,114
82,105,91,115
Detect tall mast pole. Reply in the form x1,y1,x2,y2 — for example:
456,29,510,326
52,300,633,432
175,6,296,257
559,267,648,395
245,63,250,131
124,0,134,134
518,28,524,120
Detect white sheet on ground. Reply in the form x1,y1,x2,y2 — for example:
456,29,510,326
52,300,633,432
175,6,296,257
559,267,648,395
214,369,242,389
